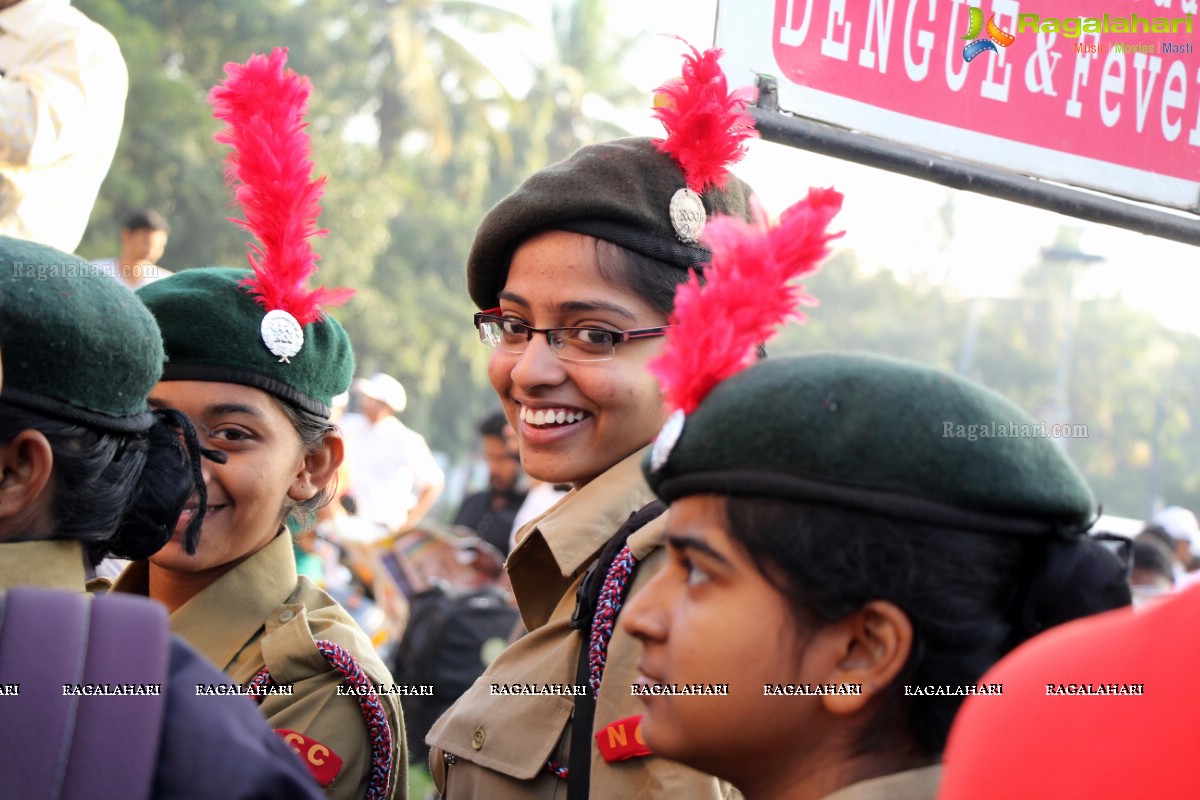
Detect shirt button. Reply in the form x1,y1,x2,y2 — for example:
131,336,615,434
443,752,458,765
279,609,295,623
471,727,486,750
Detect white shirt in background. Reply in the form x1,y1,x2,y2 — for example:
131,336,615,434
0,0,127,252
340,412,443,532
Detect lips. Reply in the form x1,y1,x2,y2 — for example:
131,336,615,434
174,503,227,535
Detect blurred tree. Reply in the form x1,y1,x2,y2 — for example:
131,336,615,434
372,0,528,165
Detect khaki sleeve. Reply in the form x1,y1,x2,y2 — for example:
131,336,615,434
259,606,406,799
259,661,373,799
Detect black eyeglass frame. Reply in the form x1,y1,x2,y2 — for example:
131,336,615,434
472,308,671,361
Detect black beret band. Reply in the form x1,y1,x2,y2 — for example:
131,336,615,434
1,387,157,434
160,363,331,419
655,468,1091,538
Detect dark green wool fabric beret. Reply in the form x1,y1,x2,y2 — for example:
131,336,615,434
137,267,353,418
646,352,1096,535
467,137,757,309
0,236,163,431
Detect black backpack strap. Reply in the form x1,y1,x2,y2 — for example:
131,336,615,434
563,499,666,800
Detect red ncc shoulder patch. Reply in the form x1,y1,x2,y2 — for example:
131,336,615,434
276,728,344,786
595,715,653,763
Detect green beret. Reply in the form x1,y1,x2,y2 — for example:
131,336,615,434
0,236,163,431
137,267,353,418
467,137,757,310
646,352,1096,535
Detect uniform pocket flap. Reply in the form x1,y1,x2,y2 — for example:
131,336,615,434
426,673,576,780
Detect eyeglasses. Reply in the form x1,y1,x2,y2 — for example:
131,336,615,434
473,309,670,363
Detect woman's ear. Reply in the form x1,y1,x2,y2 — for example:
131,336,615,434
289,430,344,502
818,600,913,716
0,429,56,537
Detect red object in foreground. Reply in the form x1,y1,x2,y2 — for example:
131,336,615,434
939,583,1200,799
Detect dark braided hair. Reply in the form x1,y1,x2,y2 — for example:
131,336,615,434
0,401,213,562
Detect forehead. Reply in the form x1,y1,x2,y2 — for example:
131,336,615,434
149,380,285,422
502,230,658,318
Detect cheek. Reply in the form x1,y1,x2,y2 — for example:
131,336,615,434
487,352,513,396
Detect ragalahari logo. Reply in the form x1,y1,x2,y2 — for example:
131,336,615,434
961,7,1016,62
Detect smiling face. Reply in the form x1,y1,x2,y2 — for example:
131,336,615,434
487,230,670,488
147,381,319,574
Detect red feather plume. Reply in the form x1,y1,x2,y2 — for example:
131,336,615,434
649,188,845,414
653,43,759,193
209,48,352,325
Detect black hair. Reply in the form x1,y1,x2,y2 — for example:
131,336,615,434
273,397,338,531
593,238,693,316
1138,524,1179,555
1131,534,1176,584
477,409,509,439
123,208,170,234
0,402,202,564
722,498,1130,760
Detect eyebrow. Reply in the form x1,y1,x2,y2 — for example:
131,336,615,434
496,290,638,322
147,399,267,420
666,534,732,567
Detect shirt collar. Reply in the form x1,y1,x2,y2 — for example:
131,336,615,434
0,539,87,591
114,532,298,670
506,446,657,627
0,0,69,40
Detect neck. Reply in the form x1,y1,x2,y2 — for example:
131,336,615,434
735,738,931,800
147,559,240,614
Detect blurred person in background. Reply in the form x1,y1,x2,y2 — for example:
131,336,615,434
92,208,172,290
1128,535,1175,608
0,0,127,251
1149,505,1200,586
341,372,444,540
453,409,525,557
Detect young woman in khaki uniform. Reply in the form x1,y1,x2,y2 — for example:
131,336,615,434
426,47,753,799
615,205,1132,800
110,51,406,800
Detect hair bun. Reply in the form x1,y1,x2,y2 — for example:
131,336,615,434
104,413,199,560
1019,536,1131,638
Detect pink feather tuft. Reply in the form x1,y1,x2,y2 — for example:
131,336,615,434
209,48,352,325
652,43,758,193
648,187,844,414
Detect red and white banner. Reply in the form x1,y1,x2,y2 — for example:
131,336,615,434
716,0,1200,210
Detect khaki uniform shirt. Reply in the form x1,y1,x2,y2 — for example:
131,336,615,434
821,766,941,800
0,539,88,591
113,533,408,800
428,448,736,799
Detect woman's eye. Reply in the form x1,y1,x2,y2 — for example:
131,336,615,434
579,329,614,346
500,319,528,335
681,556,710,587
210,428,251,443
